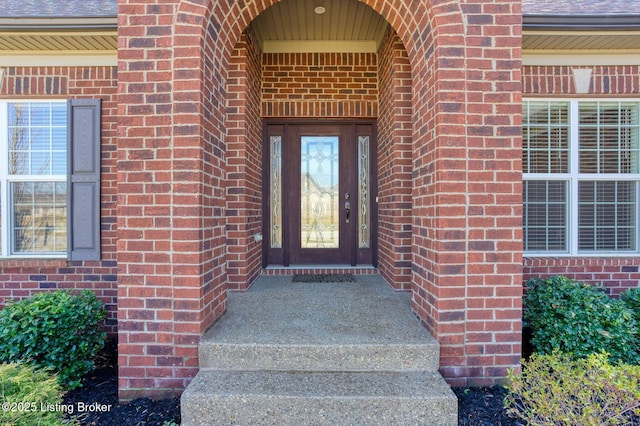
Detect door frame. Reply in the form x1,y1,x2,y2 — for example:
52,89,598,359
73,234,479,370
261,119,378,267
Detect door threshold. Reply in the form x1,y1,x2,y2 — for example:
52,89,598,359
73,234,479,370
263,265,377,276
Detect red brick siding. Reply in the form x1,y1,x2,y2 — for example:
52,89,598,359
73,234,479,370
262,52,378,118
114,0,524,398
523,65,640,96
0,66,118,334
523,258,640,297
376,27,413,291
226,29,263,291
117,0,218,400
523,65,640,294
408,1,523,387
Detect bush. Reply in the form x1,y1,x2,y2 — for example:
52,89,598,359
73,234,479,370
0,362,75,426
524,276,640,364
505,351,640,426
622,288,640,319
0,290,106,389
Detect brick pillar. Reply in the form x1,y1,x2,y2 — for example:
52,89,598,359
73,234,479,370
408,0,523,386
116,0,228,400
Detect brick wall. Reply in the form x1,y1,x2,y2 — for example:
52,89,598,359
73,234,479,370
523,64,640,294
262,52,378,118
113,0,524,398
409,1,523,387
0,66,118,334
226,28,263,291
523,65,639,95
376,27,413,290
523,258,640,297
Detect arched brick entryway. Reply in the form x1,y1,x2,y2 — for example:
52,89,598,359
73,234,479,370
116,0,523,399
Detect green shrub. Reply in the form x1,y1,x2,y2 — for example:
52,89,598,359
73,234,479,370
622,288,640,319
0,362,74,426
524,276,640,364
505,351,640,426
0,290,106,389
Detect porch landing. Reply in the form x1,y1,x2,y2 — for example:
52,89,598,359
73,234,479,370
181,274,457,425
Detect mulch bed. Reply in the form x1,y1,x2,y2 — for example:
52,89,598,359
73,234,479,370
63,341,522,426
63,340,181,426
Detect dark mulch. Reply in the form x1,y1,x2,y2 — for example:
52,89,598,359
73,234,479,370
64,341,521,425
454,386,524,426
63,340,181,426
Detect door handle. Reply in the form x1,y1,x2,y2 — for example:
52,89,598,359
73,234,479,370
345,201,351,224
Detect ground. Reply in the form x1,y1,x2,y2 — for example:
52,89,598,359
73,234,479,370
62,341,522,426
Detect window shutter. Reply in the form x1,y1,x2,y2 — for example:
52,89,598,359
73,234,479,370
67,99,101,261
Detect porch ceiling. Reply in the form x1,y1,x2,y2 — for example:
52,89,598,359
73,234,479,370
249,0,389,52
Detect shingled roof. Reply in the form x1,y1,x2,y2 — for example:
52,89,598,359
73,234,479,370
0,0,638,23
522,0,640,15
0,0,116,19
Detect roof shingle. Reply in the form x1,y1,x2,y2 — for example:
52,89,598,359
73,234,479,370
0,0,638,20
522,0,640,16
0,0,116,19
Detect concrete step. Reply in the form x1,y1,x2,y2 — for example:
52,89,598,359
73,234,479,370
181,369,457,426
181,275,458,425
199,342,440,372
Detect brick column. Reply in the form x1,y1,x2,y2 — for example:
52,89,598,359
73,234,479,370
408,0,523,386
116,0,228,399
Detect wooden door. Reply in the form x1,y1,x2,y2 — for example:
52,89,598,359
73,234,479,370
264,122,375,266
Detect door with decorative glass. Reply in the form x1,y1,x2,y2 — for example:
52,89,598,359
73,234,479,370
264,122,375,266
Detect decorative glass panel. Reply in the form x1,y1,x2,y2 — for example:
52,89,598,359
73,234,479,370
270,136,282,248
12,182,67,253
579,181,636,251
358,135,370,248
300,136,339,249
523,180,567,251
579,102,640,173
523,101,570,173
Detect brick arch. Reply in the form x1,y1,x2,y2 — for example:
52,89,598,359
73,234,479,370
116,0,522,399
169,0,478,382
173,0,461,73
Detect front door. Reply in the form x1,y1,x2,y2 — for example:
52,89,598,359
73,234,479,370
264,122,376,266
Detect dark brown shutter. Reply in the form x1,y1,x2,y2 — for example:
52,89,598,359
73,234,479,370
67,99,101,261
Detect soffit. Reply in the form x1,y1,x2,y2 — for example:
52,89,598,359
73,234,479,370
0,32,116,51
250,0,389,52
0,17,116,52
523,30,640,51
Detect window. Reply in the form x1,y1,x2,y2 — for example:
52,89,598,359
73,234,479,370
1,101,68,257
524,100,640,255
0,98,101,260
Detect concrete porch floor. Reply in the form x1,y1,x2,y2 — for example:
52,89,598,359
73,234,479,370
208,274,435,347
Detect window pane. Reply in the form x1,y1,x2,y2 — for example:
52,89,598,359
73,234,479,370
579,181,635,251
30,104,50,126
523,180,567,251
7,102,67,177
11,182,67,254
579,102,640,173
523,101,569,173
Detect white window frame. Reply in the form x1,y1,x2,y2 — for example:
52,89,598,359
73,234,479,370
524,98,640,257
0,100,68,259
